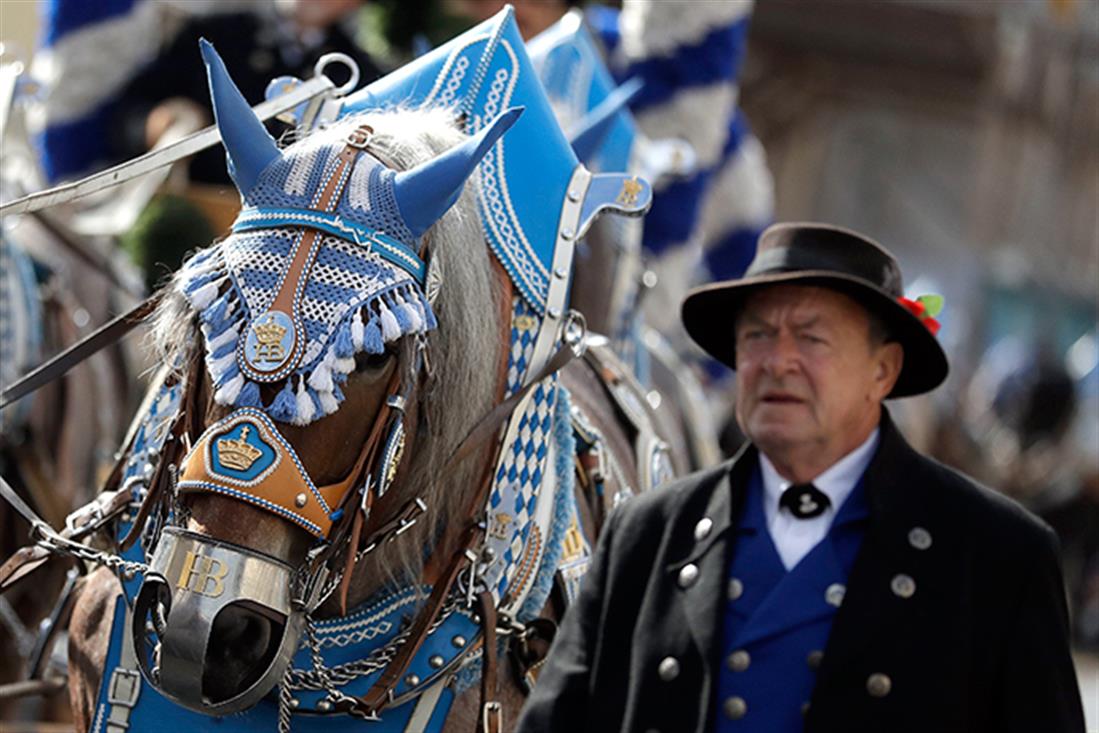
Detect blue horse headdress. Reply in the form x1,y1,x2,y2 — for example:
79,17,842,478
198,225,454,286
175,39,520,425
528,10,696,181
335,7,653,319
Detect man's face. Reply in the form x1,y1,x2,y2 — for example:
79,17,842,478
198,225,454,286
734,284,902,467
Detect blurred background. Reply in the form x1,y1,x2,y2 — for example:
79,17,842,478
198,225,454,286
0,0,1096,728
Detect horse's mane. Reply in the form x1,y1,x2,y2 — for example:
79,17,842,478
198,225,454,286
148,107,505,599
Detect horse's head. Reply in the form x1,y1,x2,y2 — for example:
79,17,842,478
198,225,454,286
130,41,515,714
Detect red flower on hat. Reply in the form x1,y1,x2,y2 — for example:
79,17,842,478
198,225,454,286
898,295,942,336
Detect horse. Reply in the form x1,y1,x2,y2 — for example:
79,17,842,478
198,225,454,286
530,13,722,476
53,34,676,733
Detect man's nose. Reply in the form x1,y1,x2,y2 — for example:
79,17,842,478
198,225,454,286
761,332,799,375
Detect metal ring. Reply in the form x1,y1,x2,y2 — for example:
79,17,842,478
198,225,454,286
314,52,360,97
562,309,588,357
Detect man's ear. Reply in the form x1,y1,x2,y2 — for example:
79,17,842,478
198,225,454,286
872,342,904,400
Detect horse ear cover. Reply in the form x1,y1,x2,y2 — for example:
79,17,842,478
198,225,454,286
200,38,282,197
392,106,524,240
568,77,643,165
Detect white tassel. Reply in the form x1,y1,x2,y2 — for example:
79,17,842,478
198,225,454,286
208,350,236,378
295,380,315,424
214,373,244,405
351,309,365,349
318,390,339,415
206,324,240,352
334,356,356,374
189,280,220,310
379,303,401,342
308,362,333,392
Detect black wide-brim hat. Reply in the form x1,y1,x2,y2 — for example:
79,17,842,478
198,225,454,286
681,223,948,398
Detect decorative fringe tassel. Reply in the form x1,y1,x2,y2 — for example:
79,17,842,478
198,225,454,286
294,379,316,425
351,310,365,350
363,317,385,354
268,380,298,423
215,373,245,404
378,302,401,343
237,379,263,409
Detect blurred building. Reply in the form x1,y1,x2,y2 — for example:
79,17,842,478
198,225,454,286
739,0,1098,406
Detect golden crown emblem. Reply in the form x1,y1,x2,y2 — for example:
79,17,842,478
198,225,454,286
217,426,263,471
252,314,288,363
253,314,287,346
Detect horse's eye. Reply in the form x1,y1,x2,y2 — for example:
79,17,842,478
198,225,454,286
355,350,393,372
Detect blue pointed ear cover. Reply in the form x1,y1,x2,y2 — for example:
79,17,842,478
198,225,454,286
569,77,643,164
528,10,639,174
393,107,524,240
200,38,282,196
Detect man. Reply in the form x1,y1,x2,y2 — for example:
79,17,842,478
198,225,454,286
516,224,1085,733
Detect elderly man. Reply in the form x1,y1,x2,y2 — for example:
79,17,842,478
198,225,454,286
516,224,1085,733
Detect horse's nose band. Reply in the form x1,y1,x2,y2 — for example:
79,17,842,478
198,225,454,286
132,527,307,714
177,408,363,538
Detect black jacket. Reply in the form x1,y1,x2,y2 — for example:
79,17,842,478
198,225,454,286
517,413,1086,733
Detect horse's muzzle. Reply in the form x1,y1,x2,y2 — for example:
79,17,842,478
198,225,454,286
131,527,305,715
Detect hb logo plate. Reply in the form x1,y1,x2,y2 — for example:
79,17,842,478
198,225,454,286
177,550,230,598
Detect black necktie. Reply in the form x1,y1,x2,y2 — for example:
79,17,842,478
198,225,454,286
780,483,830,519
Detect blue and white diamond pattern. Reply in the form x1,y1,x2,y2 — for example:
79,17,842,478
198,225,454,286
485,295,560,601
505,297,539,394
489,379,556,599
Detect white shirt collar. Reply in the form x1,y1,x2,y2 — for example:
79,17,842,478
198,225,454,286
759,427,880,523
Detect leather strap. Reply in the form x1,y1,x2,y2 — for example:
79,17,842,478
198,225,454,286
351,341,579,715
477,590,501,733
352,526,477,713
0,293,160,410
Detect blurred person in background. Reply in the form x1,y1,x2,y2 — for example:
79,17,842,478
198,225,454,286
28,0,381,290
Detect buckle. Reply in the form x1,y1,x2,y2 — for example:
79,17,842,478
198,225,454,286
107,667,141,707
346,125,373,150
481,701,503,733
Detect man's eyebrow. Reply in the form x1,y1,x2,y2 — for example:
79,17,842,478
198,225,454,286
791,315,822,329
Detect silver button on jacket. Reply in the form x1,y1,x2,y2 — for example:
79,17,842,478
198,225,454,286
727,577,744,601
658,656,680,681
891,573,916,599
867,673,892,697
908,526,932,550
678,563,699,588
724,696,748,720
694,516,713,541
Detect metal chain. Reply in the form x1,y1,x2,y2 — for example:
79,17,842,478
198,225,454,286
275,594,465,730
35,533,149,578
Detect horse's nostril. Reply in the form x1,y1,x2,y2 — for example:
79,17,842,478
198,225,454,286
201,603,284,704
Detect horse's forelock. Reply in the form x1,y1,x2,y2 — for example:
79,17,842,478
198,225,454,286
148,107,506,600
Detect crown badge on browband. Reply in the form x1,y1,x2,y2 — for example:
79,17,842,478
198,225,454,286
216,426,263,472
174,40,521,425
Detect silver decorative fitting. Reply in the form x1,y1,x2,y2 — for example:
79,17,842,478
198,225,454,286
405,674,420,687
560,228,574,241
295,493,308,508
554,266,569,279
429,655,445,669
289,698,300,709
567,189,581,202
387,395,406,411
452,635,467,649
142,462,155,479
641,270,658,289
317,699,334,712
548,307,562,319
481,547,496,563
